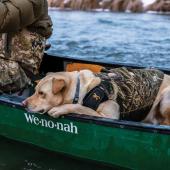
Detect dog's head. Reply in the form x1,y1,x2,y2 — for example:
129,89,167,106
23,73,68,114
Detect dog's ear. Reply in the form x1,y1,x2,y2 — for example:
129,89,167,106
52,78,65,94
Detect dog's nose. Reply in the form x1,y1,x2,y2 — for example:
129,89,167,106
22,100,27,107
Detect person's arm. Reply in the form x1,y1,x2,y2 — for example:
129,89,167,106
0,0,45,32
28,0,53,38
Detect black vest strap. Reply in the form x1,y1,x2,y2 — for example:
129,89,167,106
82,84,108,111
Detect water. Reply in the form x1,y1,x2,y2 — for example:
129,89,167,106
0,136,119,170
1,10,170,170
48,10,170,69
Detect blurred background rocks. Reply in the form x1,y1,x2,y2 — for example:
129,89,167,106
145,0,170,12
48,0,170,12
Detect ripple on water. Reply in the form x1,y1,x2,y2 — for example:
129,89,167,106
48,10,170,69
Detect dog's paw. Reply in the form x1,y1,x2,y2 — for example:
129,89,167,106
48,108,61,118
48,107,68,118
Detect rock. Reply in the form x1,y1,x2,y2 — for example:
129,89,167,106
110,0,143,12
48,0,100,10
48,0,64,7
99,0,113,9
126,0,143,12
110,0,130,12
81,0,100,10
70,0,83,10
62,0,72,8
47,0,144,12
146,0,170,12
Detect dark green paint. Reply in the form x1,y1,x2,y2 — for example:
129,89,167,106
0,104,170,170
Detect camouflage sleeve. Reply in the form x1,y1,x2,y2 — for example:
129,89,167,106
28,0,53,38
0,0,45,33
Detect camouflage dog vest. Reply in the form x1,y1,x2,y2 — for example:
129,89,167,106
83,67,164,121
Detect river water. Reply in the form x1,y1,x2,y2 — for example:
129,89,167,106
0,136,119,170
48,10,170,69
1,10,170,170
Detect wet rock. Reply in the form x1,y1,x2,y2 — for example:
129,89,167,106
146,0,170,12
47,0,144,12
110,0,143,12
126,0,143,12
48,0,100,10
63,0,72,8
110,0,130,12
70,0,83,9
81,0,100,10
48,0,63,7
99,0,113,10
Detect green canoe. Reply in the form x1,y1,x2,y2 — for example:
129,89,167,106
0,53,170,170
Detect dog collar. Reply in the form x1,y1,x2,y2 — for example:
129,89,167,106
72,75,80,104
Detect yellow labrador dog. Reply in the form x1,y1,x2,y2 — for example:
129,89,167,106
23,68,170,125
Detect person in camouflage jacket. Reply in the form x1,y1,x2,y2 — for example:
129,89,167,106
0,0,53,93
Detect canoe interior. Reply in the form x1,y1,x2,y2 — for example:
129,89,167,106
1,52,170,134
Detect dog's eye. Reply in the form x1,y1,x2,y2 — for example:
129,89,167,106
38,91,46,98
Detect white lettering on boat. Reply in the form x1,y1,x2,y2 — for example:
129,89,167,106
24,113,78,134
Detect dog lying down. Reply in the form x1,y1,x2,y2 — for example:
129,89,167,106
23,67,170,125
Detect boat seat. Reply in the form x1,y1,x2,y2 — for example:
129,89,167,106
66,62,104,73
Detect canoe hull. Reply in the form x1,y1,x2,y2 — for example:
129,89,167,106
1,102,170,170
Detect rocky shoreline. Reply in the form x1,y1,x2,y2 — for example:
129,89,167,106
146,0,170,12
48,0,170,13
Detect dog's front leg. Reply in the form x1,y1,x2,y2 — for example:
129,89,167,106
48,104,102,118
48,104,71,118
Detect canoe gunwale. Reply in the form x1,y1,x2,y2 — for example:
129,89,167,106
1,94,170,135
46,52,170,74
